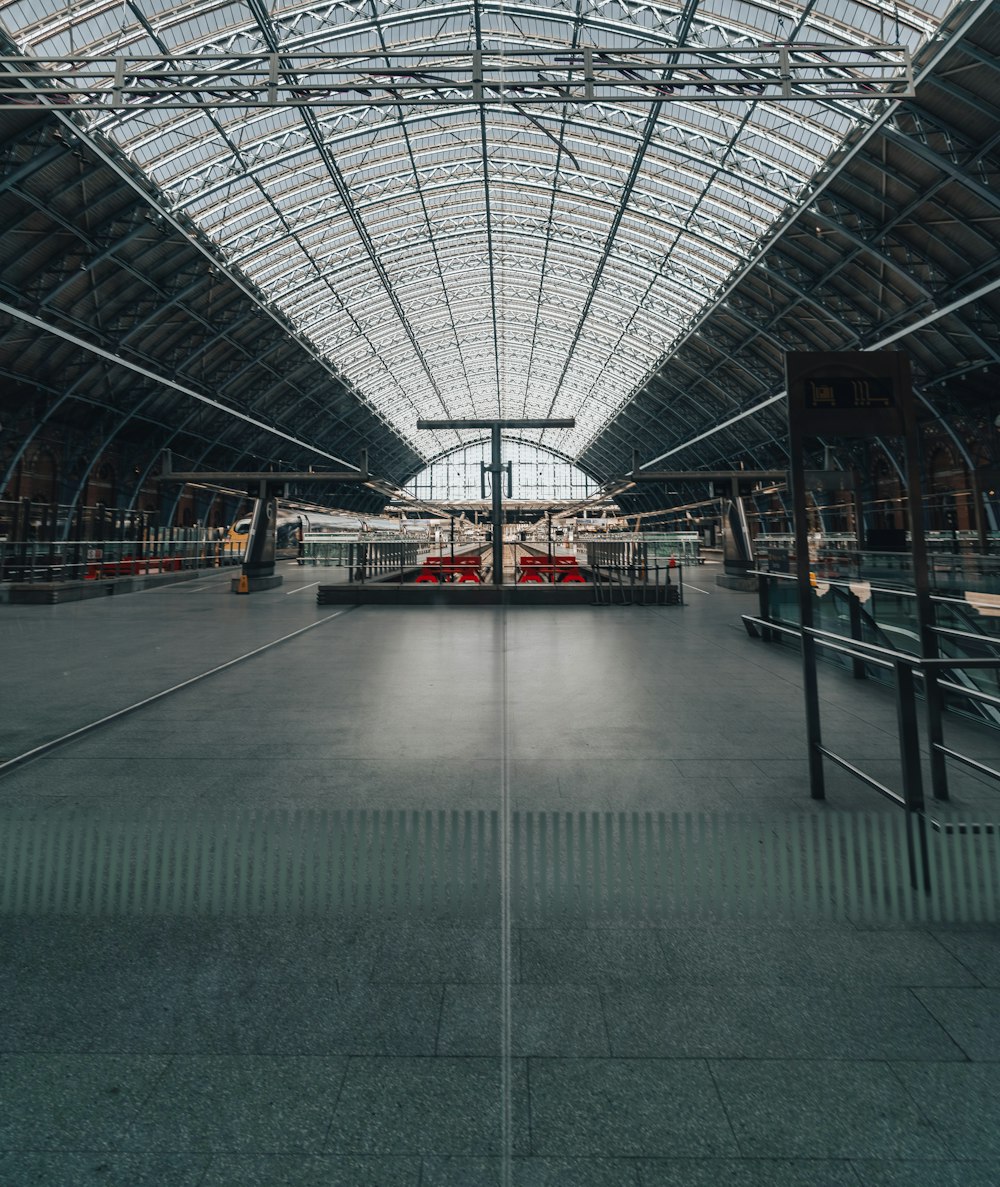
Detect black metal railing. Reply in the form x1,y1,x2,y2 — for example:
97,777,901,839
591,561,682,606
0,534,237,584
742,607,1000,890
345,541,421,583
747,568,1000,728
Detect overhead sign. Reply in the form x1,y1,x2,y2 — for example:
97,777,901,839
787,351,911,437
802,376,896,411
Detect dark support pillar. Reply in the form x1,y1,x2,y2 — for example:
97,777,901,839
234,479,282,593
491,423,504,585
156,454,368,595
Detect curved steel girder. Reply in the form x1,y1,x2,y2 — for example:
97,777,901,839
629,383,789,471
0,1,983,491
299,288,683,367
922,60,1000,124
819,163,991,295
283,258,716,339
215,149,791,263
132,46,838,169
637,366,769,440
1,373,240,501
299,339,665,414
803,204,938,308
1,122,421,456
2,171,406,453
231,191,752,285
38,220,155,310
881,122,1000,219
745,257,857,339
0,135,68,199
817,112,999,266
603,397,702,461
53,0,939,88
172,102,816,229
589,8,992,472
626,329,781,420
5,197,186,324
236,199,746,305
239,0,457,424
0,304,396,488
294,294,689,388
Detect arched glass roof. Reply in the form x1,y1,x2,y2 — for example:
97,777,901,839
0,0,957,469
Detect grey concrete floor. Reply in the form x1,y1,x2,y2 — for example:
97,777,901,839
1,560,999,1184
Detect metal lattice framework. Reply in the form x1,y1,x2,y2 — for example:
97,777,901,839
581,0,1000,514
0,0,944,472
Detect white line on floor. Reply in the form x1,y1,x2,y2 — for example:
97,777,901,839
285,582,320,595
685,583,712,594
498,604,513,1187
0,607,356,778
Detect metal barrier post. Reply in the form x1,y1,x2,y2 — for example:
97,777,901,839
802,628,826,799
895,658,932,892
925,669,950,802
847,589,867,679
757,571,774,641
895,659,925,813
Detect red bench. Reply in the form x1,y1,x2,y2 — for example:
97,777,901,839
84,556,183,579
415,554,484,583
517,554,585,583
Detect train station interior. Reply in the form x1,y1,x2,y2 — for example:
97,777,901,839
1,0,1000,1182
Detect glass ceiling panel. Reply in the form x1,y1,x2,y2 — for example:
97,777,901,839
0,0,959,465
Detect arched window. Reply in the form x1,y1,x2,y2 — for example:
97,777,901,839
405,441,597,502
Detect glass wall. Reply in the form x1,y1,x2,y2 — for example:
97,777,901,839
404,441,598,502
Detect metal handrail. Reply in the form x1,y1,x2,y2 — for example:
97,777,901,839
753,569,1000,686
745,600,1000,879
802,624,1000,829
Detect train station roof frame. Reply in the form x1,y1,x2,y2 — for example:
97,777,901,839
0,0,957,474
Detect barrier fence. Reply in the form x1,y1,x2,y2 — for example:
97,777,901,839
0,532,238,584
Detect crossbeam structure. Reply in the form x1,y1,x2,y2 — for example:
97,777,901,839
157,449,369,487
632,468,789,484
157,450,371,591
0,45,913,110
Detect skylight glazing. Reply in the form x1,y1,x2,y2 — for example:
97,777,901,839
0,0,958,468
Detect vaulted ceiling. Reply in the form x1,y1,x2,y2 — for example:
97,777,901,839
0,0,997,515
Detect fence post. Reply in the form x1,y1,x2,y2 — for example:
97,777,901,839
896,659,932,893
847,589,867,679
757,571,773,641
924,664,950,802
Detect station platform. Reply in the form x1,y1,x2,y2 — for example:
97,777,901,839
1,559,999,1184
